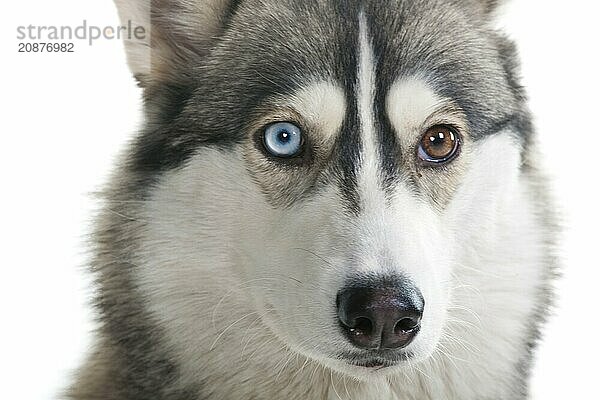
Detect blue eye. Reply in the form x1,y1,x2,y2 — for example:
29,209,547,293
263,122,303,158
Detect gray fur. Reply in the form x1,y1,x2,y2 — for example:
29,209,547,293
67,1,556,399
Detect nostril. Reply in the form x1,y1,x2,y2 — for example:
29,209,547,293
337,275,425,350
394,317,420,333
348,317,373,337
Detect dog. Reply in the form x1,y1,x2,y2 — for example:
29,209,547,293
68,0,556,399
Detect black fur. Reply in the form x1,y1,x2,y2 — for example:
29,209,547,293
68,1,552,399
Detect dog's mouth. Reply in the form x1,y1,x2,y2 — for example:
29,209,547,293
350,358,394,369
337,350,413,370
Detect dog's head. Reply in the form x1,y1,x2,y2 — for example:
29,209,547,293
115,0,530,379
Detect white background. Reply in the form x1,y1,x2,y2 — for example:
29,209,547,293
1,0,598,398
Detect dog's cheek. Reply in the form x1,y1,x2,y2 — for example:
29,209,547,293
443,131,522,240
238,187,350,346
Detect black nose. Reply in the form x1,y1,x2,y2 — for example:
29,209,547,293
336,276,424,350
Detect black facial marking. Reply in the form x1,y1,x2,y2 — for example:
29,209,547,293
125,0,530,204
328,4,362,215
368,9,406,197
335,87,362,215
131,84,194,173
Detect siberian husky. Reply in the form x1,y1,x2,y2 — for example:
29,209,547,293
69,0,556,399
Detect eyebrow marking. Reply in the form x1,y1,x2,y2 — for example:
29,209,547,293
288,81,346,143
386,78,445,134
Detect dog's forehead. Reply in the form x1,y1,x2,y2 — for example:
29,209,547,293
215,0,515,137
182,0,522,210
133,0,523,204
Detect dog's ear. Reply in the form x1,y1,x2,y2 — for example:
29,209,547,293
114,0,239,87
462,0,510,17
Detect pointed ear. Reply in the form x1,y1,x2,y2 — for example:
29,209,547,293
463,0,510,17
113,0,239,87
481,0,509,14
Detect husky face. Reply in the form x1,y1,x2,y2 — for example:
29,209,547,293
105,0,546,391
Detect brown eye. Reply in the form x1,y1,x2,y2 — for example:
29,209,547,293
418,125,460,164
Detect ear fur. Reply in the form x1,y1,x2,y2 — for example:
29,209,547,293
113,0,239,87
463,0,510,17
480,0,505,13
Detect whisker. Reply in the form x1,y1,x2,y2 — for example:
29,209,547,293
210,311,259,351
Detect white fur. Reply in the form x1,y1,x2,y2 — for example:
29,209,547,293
131,20,545,398
386,78,443,132
114,3,547,400
132,25,543,398
356,12,386,229
288,82,346,142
